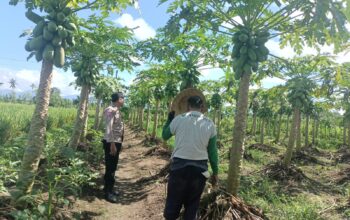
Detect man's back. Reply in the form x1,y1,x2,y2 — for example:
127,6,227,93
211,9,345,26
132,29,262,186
170,111,216,160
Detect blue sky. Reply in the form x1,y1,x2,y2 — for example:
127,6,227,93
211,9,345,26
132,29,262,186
0,0,174,96
1,1,348,96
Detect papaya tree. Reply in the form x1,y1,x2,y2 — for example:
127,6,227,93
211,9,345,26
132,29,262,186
303,101,314,148
8,78,17,102
11,0,138,197
283,75,314,166
257,93,273,144
93,76,122,130
249,90,260,136
162,0,349,195
211,93,222,124
68,16,137,148
284,106,293,141
276,104,287,143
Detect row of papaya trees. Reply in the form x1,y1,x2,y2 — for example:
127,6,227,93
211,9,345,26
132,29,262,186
10,0,350,206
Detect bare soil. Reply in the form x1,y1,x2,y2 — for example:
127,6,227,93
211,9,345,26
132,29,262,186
70,126,169,220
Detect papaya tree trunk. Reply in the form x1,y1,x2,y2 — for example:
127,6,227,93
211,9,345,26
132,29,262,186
140,107,144,129
284,115,290,140
315,120,319,145
266,121,270,136
343,123,346,145
16,60,54,195
98,103,106,130
296,113,302,151
304,114,309,148
283,108,300,166
273,117,277,137
80,103,89,142
68,84,90,149
260,119,265,144
312,117,316,146
217,106,222,140
227,72,251,196
93,98,101,130
276,114,282,142
163,109,166,124
151,99,160,139
133,110,137,126
348,123,350,146
251,113,257,136
146,105,150,133
213,109,217,125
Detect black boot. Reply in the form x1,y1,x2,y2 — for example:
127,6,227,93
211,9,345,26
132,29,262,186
105,191,117,203
104,185,118,203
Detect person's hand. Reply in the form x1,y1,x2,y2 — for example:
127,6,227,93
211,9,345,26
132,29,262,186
210,174,219,187
110,142,117,156
168,111,175,122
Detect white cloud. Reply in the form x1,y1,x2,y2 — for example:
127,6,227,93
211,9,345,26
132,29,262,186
266,38,350,63
115,13,156,41
0,67,78,96
261,77,286,89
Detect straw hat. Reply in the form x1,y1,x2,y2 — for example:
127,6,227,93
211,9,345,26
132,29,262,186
171,88,208,116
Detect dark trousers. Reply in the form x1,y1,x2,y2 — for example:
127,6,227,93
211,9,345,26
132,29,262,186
102,140,122,193
164,166,207,220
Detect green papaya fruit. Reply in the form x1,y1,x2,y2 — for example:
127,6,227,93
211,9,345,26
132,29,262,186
247,49,257,61
248,38,255,46
43,44,54,61
25,11,43,24
258,45,269,56
35,50,43,62
234,71,241,80
51,36,62,47
66,36,75,46
56,12,65,22
33,21,45,37
54,46,65,67
25,41,33,52
255,37,268,45
238,33,249,42
240,46,248,54
63,8,72,15
61,39,68,48
57,26,68,38
29,36,46,50
256,50,264,62
233,32,241,42
47,21,58,32
65,22,77,31
43,27,54,41
257,30,270,38
234,67,243,78
243,63,252,74
48,12,56,20
231,45,240,58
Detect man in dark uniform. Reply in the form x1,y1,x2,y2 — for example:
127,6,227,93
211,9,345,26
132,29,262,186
102,92,124,203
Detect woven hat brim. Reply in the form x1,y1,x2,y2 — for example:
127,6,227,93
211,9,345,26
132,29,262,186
171,88,208,115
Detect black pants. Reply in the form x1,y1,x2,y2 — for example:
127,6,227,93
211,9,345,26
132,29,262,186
164,166,207,220
102,140,122,193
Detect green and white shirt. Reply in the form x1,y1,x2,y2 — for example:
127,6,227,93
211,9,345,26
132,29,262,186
162,111,219,174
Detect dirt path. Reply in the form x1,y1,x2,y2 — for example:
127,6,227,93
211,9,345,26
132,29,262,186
71,126,169,220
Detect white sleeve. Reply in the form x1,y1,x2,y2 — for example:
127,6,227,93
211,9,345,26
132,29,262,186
169,116,179,134
211,123,217,138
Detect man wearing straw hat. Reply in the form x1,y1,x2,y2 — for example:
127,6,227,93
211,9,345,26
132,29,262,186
162,94,219,220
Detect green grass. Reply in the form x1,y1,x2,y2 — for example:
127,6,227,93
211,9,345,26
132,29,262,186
0,102,104,219
0,102,77,145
